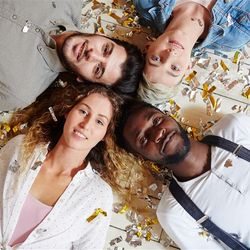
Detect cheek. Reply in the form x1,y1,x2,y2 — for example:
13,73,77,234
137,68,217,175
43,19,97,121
141,143,156,158
93,127,108,142
144,64,164,83
76,63,93,79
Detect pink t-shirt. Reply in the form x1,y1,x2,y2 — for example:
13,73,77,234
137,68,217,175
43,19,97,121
9,193,52,247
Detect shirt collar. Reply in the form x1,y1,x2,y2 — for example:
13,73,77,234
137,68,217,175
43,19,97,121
38,23,83,73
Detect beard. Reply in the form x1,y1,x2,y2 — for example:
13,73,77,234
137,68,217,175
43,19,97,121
60,32,80,71
159,125,190,166
60,32,95,75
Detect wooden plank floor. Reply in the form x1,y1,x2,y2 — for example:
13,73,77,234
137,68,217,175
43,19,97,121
80,1,250,249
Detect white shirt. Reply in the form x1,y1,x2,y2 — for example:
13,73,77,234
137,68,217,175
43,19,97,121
0,135,113,250
157,114,250,249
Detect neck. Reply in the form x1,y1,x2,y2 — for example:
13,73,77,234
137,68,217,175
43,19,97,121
44,138,89,177
169,140,211,181
52,32,72,49
52,31,76,64
165,2,210,47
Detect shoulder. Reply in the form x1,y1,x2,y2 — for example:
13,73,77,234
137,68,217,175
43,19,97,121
156,186,223,248
156,187,196,247
0,134,25,156
89,166,113,205
156,185,191,231
0,135,26,176
157,187,181,222
206,114,250,138
95,174,113,197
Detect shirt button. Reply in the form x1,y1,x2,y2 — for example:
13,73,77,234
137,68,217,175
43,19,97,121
35,28,40,32
36,228,47,234
39,47,44,52
12,14,17,19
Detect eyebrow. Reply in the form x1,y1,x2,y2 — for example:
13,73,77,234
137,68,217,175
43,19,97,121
145,110,156,121
79,103,110,122
98,43,115,80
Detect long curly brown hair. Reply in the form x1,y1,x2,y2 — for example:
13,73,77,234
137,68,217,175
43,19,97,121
9,83,126,191
9,84,160,212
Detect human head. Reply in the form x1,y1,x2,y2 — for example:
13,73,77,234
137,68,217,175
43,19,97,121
116,98,190,169
61,92,114,154
144,30,192,88
57,32,144,96
20,84,122,166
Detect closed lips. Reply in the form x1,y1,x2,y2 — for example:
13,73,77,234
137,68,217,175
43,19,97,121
161,130,176,154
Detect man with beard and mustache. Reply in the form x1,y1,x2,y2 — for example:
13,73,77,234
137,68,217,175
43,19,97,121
115,99,250,249
0,0,143,110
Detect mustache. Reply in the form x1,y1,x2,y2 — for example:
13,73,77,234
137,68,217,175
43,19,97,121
159,127,190,166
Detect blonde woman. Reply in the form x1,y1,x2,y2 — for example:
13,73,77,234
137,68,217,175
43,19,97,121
0,84,122,249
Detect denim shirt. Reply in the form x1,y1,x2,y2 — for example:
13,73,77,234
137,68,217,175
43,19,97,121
133,0,250,51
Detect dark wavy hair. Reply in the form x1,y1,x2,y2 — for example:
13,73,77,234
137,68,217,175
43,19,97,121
109,38,144,97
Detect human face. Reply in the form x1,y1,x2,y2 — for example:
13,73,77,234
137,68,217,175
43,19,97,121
62,93,113,152
61,33,127,85
123,107,190,165
144,30,191,87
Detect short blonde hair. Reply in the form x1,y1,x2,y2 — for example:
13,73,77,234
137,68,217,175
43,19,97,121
137,73,180,106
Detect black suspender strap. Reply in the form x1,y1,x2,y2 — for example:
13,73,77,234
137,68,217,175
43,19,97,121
169,179,249,249
201,135,250,162
169,135,250,249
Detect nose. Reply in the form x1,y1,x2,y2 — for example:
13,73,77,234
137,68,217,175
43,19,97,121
148,127,165,143
79,116,91,130
86,48,104,62
160,48,179,62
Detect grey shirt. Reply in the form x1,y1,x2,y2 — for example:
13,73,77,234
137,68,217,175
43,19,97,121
0,0,83,110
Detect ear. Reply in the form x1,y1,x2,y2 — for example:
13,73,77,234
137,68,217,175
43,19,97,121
76,76,84,82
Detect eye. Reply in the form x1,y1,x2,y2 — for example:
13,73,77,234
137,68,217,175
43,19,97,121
151,55,161,63
171,65,180,71
79,109,88,116
96,119,104,126
103,43,112,56
139,136,148,146
94,63,103,78
152,116,162,126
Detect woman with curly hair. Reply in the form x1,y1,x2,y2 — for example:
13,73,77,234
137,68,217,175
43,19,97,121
0,84,123,249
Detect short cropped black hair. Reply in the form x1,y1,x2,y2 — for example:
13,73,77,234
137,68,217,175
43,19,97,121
110,38,144,97
115,97,158,152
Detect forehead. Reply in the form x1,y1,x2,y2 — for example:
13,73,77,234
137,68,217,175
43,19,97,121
102,43,127,84
124,107,161,135
76,93,113,119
